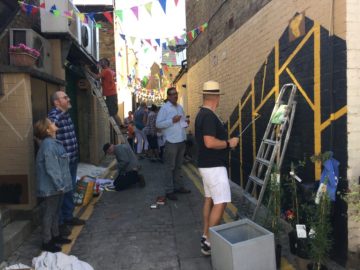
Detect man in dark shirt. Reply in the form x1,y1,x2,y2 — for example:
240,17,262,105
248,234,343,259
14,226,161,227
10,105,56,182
195,81,239,256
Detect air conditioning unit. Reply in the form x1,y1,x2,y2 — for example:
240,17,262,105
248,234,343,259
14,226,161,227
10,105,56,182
9,29,52,74
40,0,79,43
76,18,99,60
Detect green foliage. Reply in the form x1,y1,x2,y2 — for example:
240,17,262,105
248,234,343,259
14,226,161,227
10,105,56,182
309,191,332,270
266,171,281,242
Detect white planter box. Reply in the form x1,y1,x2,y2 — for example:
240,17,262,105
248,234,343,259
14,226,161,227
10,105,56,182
209,218,276,270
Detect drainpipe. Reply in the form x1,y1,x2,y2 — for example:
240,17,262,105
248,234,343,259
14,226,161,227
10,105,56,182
0,211,3,263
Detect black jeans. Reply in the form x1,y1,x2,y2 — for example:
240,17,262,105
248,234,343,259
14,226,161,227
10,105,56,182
114,170,139,191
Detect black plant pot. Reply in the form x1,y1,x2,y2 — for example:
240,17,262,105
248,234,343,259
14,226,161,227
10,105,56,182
288,230,297,255
276,244,282,269
307,263,328,270
287,230,310,259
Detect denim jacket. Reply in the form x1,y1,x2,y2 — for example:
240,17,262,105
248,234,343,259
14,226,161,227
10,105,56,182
36,137,72,197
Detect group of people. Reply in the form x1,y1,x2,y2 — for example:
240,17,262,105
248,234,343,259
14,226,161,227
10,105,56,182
34,71,237,258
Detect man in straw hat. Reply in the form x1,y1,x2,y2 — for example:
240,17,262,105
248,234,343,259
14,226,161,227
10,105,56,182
195,81,239,256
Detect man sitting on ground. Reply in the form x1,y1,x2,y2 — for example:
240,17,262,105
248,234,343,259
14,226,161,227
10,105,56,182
103,142,145,191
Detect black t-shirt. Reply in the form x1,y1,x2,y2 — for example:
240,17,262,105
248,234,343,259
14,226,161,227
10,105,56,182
195,107,228,168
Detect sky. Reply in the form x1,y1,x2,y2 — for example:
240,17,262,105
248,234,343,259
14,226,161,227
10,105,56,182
73,0,186,39
73,0,186,73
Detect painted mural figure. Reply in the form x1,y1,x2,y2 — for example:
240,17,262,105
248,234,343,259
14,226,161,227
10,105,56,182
34,118,72,252
195,81,239,256
156,87,191,201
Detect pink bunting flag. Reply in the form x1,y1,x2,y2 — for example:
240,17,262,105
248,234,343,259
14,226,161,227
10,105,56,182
104,11,113,24
174,0,180,6
145,39,152,46
153,46,157,52
131,6,139,20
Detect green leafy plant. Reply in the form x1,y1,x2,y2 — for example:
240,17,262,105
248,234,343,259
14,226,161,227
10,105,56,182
308,177,332,270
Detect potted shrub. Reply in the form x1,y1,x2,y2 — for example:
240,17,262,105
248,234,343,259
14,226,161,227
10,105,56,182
307,181,331,270
266,170,282,269
9,43,40,67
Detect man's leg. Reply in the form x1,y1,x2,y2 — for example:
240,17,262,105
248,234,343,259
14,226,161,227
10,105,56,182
163,142,177,198
203,197,213,238
173,142,186,190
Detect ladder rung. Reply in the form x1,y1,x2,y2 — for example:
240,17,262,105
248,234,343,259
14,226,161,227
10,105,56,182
249,175,264,186
256,158,271,167
263,139,276,145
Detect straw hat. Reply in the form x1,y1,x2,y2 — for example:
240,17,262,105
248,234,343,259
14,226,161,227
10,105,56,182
201,80,224,95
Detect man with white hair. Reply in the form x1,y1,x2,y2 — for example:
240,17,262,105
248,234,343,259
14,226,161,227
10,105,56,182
195,81,239,256
48,89,85,236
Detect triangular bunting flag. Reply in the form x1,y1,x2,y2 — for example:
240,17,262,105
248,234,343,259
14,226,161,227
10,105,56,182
64,10,73,19
191,29,196,39
158,0,166,14
187,31,194,41
39,2,45,9
118,52,122,57
174,0,180,6
144,48,149,53
78,13,85,23
153,46,157,52
25,4,33,16
50,4,60,17
130,37,136,45
144,2,152,16
131,6,139,20
104,11,113,24
195,27,200,36
115,10,123,22
203,22,208,30
155,39,160,47
87,12,95,21
120,34,126,41
162,43,167,50
95,23,102,29
31,6,39,15
174,36,179,44
145,39,152,46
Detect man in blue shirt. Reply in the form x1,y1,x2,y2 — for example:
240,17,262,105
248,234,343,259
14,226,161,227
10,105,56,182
48,90,85,235
156,87,191,200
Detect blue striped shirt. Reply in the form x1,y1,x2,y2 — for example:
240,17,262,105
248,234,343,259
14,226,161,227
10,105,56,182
48,108,78,162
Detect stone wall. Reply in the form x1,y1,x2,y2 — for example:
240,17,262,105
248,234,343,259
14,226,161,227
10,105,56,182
346,0,360,263
0,74,36,209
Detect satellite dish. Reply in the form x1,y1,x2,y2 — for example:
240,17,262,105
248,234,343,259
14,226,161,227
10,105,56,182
81,25,89,47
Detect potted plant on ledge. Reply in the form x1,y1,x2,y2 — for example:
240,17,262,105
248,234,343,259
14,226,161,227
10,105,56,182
9,43,40,67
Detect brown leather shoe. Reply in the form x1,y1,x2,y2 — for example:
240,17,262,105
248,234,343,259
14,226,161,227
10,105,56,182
174,187,191,194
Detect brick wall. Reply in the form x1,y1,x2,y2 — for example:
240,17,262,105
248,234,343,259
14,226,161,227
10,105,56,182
187,0,345,123
186,0,350,265
0,74,36,209
346,0,360,262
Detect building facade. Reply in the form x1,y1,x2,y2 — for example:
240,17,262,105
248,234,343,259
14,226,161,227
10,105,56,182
185,0,358,266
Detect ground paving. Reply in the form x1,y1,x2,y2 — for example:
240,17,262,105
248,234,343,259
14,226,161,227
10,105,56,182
6,158,212,270
5,157,345,270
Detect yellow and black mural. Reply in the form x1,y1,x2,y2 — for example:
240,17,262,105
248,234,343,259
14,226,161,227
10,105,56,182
227,14,347,264
228,14,347,185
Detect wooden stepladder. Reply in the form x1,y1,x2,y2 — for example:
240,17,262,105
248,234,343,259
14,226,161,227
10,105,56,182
244,83,297,220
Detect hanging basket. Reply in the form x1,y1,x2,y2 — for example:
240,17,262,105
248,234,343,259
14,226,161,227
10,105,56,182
9,52,37,67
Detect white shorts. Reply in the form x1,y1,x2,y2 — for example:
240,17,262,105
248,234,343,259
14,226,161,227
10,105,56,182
199,166,231,204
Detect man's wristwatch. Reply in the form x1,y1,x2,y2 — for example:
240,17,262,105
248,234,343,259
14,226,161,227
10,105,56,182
226,140,230,149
